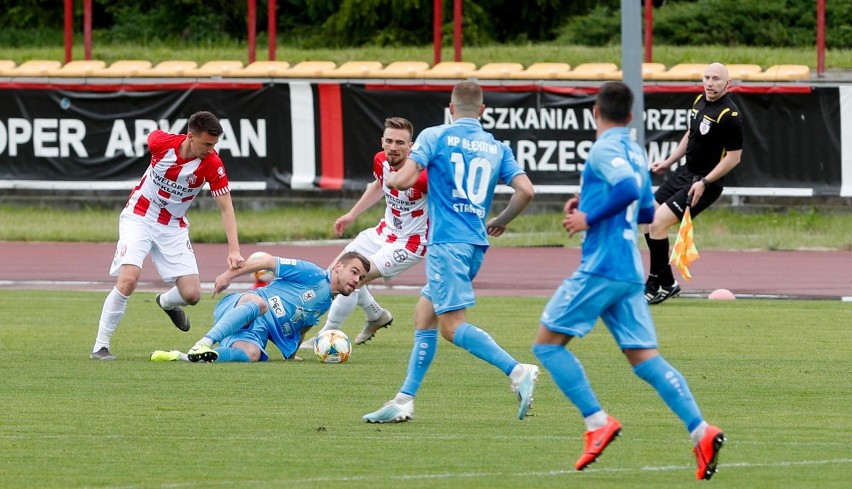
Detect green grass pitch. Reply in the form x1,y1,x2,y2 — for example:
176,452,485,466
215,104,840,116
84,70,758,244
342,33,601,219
0,290,849,488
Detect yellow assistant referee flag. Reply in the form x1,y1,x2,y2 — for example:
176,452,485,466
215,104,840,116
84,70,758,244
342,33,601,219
669,206,699,280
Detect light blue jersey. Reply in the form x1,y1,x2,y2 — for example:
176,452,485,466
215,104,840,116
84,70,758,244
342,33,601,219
577,126,655,284
408,117,525,246
218,258,332,359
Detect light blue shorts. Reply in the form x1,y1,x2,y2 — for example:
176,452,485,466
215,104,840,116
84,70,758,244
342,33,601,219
540,271,658,349
213,293,270,361
421,243,485,315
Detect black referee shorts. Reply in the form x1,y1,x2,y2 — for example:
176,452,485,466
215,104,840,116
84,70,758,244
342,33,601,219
654,166,723,220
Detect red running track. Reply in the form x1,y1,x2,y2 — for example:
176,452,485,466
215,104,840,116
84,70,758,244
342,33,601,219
1,242,850,300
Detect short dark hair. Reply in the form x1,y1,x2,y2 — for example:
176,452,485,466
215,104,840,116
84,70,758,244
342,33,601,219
188,111,223,137
596,82,634,124
384,117,414,138
339,251,371,273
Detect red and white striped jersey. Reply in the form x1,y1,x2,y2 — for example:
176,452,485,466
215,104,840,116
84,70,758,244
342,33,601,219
122,130,231,228
372,151,429,255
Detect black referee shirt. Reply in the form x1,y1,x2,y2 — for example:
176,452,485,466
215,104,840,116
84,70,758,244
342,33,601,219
685,92,744,179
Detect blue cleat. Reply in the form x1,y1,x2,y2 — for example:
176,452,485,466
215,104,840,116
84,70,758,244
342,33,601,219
511,363,540,420
363,399,414,423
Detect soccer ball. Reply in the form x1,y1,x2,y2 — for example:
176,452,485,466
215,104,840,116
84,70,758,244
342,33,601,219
313,330,352,364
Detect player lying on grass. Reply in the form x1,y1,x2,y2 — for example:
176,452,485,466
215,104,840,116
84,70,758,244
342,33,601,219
150,251,369,363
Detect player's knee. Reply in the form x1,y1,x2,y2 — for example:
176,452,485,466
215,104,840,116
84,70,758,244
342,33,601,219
182,290,201,305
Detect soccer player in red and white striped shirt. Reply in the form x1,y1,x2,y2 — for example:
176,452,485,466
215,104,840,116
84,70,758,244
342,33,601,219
91,111,244,360
302,117,428,348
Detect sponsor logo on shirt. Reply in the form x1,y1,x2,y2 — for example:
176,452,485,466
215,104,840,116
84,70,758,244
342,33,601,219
268,295,286,318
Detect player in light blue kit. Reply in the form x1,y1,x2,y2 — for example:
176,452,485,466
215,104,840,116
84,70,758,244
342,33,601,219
363,81,538,423
150,251,369,363
531,81,726,480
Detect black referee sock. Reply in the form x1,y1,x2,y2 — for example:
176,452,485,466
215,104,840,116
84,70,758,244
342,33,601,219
647,236,673,285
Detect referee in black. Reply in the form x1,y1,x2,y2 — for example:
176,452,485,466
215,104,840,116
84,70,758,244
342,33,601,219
644,62,744,304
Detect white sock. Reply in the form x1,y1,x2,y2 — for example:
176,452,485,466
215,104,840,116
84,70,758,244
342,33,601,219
357,286,384,321
393,393,414,404
584,411,610,432
158,286,186,310
178,352,189,362
321,290,359,332
194,337,214,349
93,287,129,352
690,421,708,445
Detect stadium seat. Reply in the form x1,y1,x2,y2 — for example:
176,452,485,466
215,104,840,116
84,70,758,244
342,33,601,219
323,61,384,78
275,61,337,77
611,62,668,80
375,61,429,78
230,60,292,77
4,59,62,77
650,63,708,81
746,64,810,81
0,59,15,75
138,60,198,77
726,64,763,80
560,63,619,80
422,61,477,79
189,60,245,77
469,62,524,79
49,60,107,77
91,60,153,77
508,62,573,80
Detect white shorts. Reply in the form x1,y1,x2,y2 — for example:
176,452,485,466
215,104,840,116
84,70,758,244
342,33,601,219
109,213,198,282
344,228,425,278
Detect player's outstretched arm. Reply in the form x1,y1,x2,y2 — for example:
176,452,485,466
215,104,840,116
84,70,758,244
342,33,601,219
386,159,421,191
486,174,535,237
335,180,385,236
212,252,276,297
214,192,245,269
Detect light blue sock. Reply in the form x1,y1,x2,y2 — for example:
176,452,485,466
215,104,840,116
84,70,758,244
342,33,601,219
533,344,602,417
633,355,703,432
206,302,261,344
400,329,439,397
453,322,518,376
214,347,251,362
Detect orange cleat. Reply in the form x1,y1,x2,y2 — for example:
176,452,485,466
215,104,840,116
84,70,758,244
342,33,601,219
575,416,622,471
693,424,726,480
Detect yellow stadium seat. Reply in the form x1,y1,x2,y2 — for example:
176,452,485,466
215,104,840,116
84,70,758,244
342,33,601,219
0,59,17,75
5,60,62,77
469,62,524,79
375,61,429,78
138,60,198,77
508,62,573,80
50,60,107,77
611,62,668,80
323,61,384,78
230,60,292,77
560,63,620,80
189,60,244,77
422,61,477,79
275,61,337,78
746,64,810,81
91,60,153,77
726,64,762,80
650,63,708,81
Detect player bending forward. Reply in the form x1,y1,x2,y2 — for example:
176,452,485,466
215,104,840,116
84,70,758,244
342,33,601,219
301,117,428,348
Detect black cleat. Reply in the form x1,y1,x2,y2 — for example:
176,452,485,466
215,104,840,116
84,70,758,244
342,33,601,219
156,294,191,331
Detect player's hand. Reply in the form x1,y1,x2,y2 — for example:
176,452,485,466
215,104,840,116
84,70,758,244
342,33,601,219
228,252,245,270
334,214,355,236
563,210,589,237
564,196,579,215
485,217,507,237
212,273,232,298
